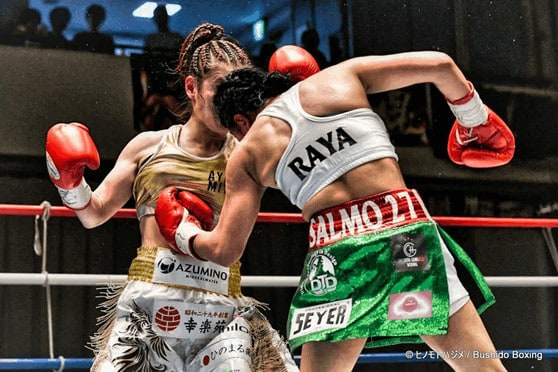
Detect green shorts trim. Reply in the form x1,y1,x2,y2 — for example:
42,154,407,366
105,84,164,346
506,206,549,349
438,227,495,315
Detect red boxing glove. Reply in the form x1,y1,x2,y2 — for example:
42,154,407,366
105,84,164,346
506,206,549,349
155,187,214,258
268,45,320,82
446,83,515,168
447,108,515,168
46,123,100,209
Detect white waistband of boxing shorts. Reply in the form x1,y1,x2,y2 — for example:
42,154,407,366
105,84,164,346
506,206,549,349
308,188,432,250
128,247,242,297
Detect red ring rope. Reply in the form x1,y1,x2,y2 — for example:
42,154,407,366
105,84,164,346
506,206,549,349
1,203,558,228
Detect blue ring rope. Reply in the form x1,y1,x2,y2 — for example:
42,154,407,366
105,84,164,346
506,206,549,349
0,349,556,370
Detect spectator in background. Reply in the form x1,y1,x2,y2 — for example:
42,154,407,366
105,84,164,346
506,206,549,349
328,34,343,65
140,5,185,131
72,4,114,54
300,27,328,69
42,6,71,49
255,42,277,70
144,4,183,55
11,7,48,47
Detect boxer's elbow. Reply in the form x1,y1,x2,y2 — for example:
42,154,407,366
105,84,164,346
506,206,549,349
216,246,244,267
193,232,235,267
76,213,106,229
81,220,99,229
207,239,245,267
425,52,460,79
74,198,112,229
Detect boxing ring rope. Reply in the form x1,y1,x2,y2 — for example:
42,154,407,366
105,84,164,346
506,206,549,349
1,202,557,370
3,272,558,288
7,202,558,227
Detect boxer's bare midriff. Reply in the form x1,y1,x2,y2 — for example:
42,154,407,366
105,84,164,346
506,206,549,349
302,157,406,221
139,216,171,247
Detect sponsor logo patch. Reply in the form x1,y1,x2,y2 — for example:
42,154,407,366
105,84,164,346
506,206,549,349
152,300,234,340
193,317,252,370
289,299,352,339
154,305,181,332
388,291,432,320
153,250,230,295
300,249,339,296
390,232,430,272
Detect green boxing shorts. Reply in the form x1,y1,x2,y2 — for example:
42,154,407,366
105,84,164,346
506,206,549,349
287,189,494,350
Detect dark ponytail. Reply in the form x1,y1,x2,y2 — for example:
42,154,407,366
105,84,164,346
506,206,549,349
214,68,295,130
261,71,295,100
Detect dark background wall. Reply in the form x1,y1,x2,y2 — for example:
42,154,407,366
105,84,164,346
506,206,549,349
352,0,558,162
1,1,557,371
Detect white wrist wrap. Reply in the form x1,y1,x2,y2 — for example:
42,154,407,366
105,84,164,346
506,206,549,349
57,178,92,210
175,222,202,258
447,89,488,128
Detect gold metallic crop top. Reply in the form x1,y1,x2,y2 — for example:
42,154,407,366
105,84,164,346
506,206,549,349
133,124,236,220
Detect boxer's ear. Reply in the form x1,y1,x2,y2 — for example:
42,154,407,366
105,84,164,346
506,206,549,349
233,114,252,136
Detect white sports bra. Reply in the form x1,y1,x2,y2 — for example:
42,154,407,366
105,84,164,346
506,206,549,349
259,84,398,209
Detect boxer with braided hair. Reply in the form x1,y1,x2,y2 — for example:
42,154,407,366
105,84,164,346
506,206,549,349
185,51,513,371
46,23,298,371
173,23,251,123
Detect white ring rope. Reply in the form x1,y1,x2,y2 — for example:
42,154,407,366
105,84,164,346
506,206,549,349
55,356,65,372
0,273,557,287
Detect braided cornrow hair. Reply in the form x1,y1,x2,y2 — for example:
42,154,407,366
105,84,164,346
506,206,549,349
174,23,252,121
176,23,251,80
